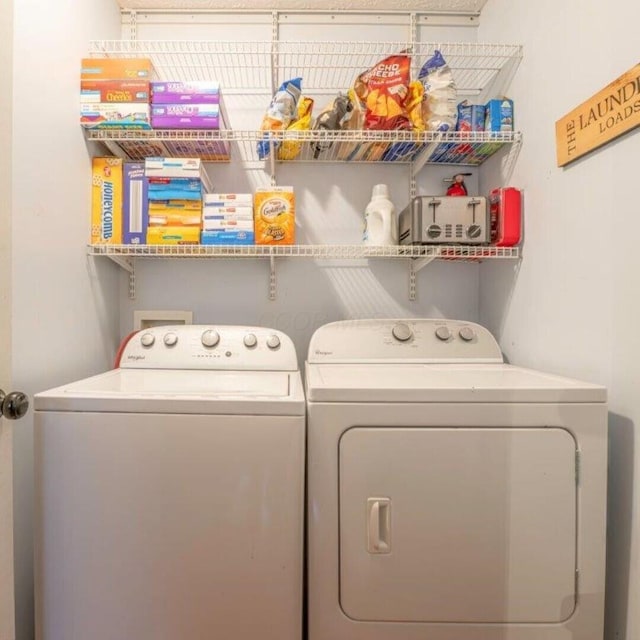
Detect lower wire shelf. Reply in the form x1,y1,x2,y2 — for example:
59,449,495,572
87,243,520,301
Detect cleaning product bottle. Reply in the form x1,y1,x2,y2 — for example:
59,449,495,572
363,184,398,245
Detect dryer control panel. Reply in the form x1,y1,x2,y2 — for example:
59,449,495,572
307,319,503,364
119,325,298,370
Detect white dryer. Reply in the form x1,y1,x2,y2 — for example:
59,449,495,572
305,318,607,640
34,325,305,640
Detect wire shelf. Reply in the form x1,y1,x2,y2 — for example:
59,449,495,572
87,244,520,260
86,129,520,165
88,40,522,97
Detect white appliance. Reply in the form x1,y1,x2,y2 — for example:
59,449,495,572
305,318,607,640
34,325,305,640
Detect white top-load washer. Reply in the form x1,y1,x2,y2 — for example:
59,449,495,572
305,318,607,640
34,325,305,640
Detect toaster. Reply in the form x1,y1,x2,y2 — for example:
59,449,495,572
398,195,490,245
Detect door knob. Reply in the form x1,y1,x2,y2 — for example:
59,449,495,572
0,389,29,420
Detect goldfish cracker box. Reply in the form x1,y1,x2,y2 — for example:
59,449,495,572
91,157,123,244
254,187,295,245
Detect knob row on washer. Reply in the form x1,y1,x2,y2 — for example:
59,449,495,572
139,331,281,350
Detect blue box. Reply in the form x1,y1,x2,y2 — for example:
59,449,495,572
456,101,486,132
122,162,149,244
201,230,255,245
485,98,514,132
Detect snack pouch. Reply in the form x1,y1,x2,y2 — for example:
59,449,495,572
277,97,314,160
354,53,411,131
418,50,457,132
382,80,425,161
257,77,302,160
311,93,353,159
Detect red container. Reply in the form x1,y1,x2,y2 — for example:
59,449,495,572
489,187,522,246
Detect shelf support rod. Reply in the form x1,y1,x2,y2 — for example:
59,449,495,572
408,255,438,302
107,255,136,299
269,255,277,301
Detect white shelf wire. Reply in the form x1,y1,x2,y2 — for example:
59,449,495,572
87,243,519,259
86,129,520,165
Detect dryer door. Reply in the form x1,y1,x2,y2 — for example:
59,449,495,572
339,427,577,624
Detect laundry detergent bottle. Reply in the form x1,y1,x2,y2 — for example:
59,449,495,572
363,184,398,245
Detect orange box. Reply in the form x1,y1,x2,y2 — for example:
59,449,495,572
81,80,150,103
254,187,295,245
81,57,153,80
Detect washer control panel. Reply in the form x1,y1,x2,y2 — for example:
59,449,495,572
308,319,503,364
120,325,298,370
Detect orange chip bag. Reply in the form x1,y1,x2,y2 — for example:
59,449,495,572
354,53,411,130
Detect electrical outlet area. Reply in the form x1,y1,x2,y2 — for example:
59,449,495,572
133,310,193,330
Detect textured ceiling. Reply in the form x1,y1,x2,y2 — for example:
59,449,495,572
116,0,488,13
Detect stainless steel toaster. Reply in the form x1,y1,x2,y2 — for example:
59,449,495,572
398,195,490,245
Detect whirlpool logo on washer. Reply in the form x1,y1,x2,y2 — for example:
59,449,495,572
314,350,333,356
127,354,146,361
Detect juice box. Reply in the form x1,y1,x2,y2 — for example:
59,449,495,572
81,58,153,80
485,98,514,132
91,157,123,244
254,187,295,245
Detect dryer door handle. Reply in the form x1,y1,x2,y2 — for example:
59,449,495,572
367,497,391,554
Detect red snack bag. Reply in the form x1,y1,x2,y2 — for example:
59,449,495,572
354,53,411,130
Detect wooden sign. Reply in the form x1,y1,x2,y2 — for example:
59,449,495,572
556,62,640,166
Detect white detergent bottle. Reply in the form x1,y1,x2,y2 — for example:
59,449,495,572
363,184,398,245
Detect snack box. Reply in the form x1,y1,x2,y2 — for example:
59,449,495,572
254,186,295,245
203,206,254,220
145,157,208,180
81,58,153,80
81,103,151,129
204,193,253,206
151,81,220,104
91,157,122,245
146,226,201,245
122,162,149,245
485,98,514,132
456,101,486,132
80,80,150,104
151,103,221,129
201,230,255,245
202,219,255,231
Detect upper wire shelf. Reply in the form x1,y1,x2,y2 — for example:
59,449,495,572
88,40,522,98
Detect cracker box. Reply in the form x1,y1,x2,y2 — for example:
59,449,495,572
146,226,201,245
201,230,255,245
81,58,153,80
485,98,514,132
254,187,295,245
80,80,150,104
91,157,123,244
151,81,220,104
122,162,149,244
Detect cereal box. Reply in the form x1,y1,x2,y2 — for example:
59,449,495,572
122,162,149,244
80,80,150,104
254,187,295,245
81,58,153,80
91,157,123,244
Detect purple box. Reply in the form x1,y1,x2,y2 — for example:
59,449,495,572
123,162,149,244
151,81,220,104
151,104,221,129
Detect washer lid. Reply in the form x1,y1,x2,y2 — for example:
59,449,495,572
305,363,606,403
34,368,305,415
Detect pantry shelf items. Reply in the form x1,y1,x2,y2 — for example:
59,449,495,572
87,243,520,301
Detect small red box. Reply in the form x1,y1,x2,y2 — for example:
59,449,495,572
489,187,522,246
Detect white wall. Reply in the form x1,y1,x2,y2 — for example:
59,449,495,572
11,1,122,638
478,1,639,638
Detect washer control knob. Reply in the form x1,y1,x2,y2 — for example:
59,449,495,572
459,326,476,342
392,323,413,342
163,332,178,347
201,329,220,348
243,333,258,348
266,334,281,350
435,326,452,341
140,332,155,348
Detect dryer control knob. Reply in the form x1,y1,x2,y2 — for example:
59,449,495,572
435,326,452,341
163,332,178,347
243,333,258,348
201,329,220,348
140,332,155,348
266,334,281,350
392,323,413,342
459,326,476,342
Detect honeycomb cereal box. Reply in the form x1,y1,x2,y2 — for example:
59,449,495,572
91,157,123,244
254,187,295,245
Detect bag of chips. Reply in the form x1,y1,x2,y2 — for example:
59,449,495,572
418,50,457,132
257,77,302,159
277,97,314,161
